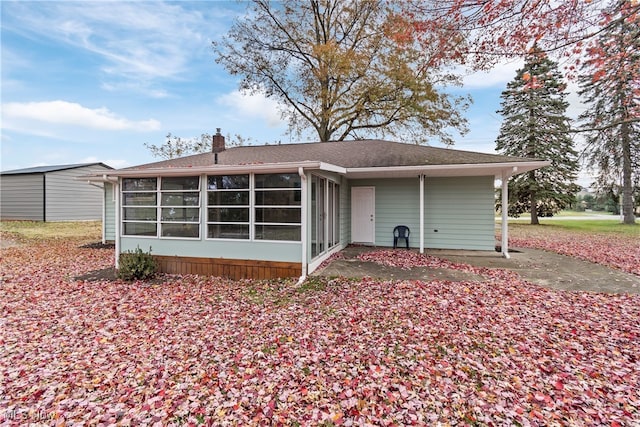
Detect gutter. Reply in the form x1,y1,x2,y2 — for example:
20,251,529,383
101,161,326,178
296,166,308,286
345,160,550,178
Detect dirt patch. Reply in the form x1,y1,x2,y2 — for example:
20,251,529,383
75,267,118,282
315,246,640,294
79,242,115,250
0,237,22,249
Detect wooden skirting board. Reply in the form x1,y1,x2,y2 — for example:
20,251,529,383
154,255,302,280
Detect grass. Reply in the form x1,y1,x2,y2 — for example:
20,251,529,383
509,219,639,236
0,220,102,242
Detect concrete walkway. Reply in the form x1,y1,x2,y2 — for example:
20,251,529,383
314,246,640,294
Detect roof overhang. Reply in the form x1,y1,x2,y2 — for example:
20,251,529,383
344,160,550,179
80,161,345,181
80,160,549,182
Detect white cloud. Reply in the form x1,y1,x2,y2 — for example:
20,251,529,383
218,91,286,128
2,100,160,132
81,156,130,169
1,2,222,90
461,60,524,89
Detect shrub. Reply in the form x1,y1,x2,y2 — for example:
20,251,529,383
117,246,158,281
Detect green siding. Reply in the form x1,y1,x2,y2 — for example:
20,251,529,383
121,237,301,262
349,176,495,250
104,183,116,242
424,176,495,250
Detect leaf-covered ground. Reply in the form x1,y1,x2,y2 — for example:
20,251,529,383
505,225,640,276
1,237,639,426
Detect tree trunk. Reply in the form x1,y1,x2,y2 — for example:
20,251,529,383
620,120,636,224
530,189,539,225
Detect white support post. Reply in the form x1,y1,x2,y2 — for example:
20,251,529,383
114,179,121,268
419,174,425,254
501,172,510,259
297,167,308,283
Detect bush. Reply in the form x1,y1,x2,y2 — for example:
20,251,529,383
117,246,158,281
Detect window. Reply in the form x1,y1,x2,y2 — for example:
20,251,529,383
122,178,158,236
254,173,301,241
160,177,200,238
311,175,340,258
122,176,200,238
207,175,249,239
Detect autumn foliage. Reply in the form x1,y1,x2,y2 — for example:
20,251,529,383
1,229,639,425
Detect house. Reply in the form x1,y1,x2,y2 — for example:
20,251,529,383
86,131,548,280
0,163,113,224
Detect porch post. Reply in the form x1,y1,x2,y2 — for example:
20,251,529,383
419,174,424,254
298,167,308,279
114,179,121,268
501,172,510,259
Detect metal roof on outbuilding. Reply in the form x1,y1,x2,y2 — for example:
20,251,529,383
0,163,113,175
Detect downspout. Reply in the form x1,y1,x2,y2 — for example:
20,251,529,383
419,175,424,254
501,169,514,259
296,167,308,285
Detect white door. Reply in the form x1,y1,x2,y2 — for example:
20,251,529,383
351,186,375,244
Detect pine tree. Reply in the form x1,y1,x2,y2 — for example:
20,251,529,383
578,0,639,225
495,48,580,225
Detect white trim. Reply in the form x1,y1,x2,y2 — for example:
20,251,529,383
345,161,550,179
114,180,121,269
101,183,106,244
298,167,308,283
308,243,345,274
102,161,324,178
501,172,510,259
351,186,376,244
419,175,424,254
84,160,549,182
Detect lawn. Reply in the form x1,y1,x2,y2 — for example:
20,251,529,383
505,221,640,276
0,221,102,243
1,223,639,425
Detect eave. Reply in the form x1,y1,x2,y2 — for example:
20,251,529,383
80,159,549,181
344,160,550,179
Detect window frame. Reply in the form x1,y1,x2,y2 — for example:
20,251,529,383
205,173,302,242
159,176,201,239
121,176,201,239
253,173,302,242
206,174,251,240
121,178,159,238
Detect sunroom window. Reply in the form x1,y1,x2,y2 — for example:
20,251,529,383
121,176,200,238
122,178,158,237
207,174,250,239
160,177,200,238
254,173,301,241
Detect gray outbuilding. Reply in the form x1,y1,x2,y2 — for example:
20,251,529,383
0,163,113,222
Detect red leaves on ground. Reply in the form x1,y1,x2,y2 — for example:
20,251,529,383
1,239,639,425
505,226,640,276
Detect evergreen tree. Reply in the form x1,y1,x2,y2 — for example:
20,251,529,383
495,48,579,225
578,0,639,225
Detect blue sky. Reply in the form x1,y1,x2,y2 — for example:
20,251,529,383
1,1,591,184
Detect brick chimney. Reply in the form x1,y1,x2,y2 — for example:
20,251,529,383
212,128,225,153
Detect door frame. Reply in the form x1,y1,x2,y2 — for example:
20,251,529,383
350,186,375,244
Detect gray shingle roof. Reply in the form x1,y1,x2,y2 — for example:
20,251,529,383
123,139,540,171
1,163,113,175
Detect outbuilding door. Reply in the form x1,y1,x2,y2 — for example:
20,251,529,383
351,186,375,244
